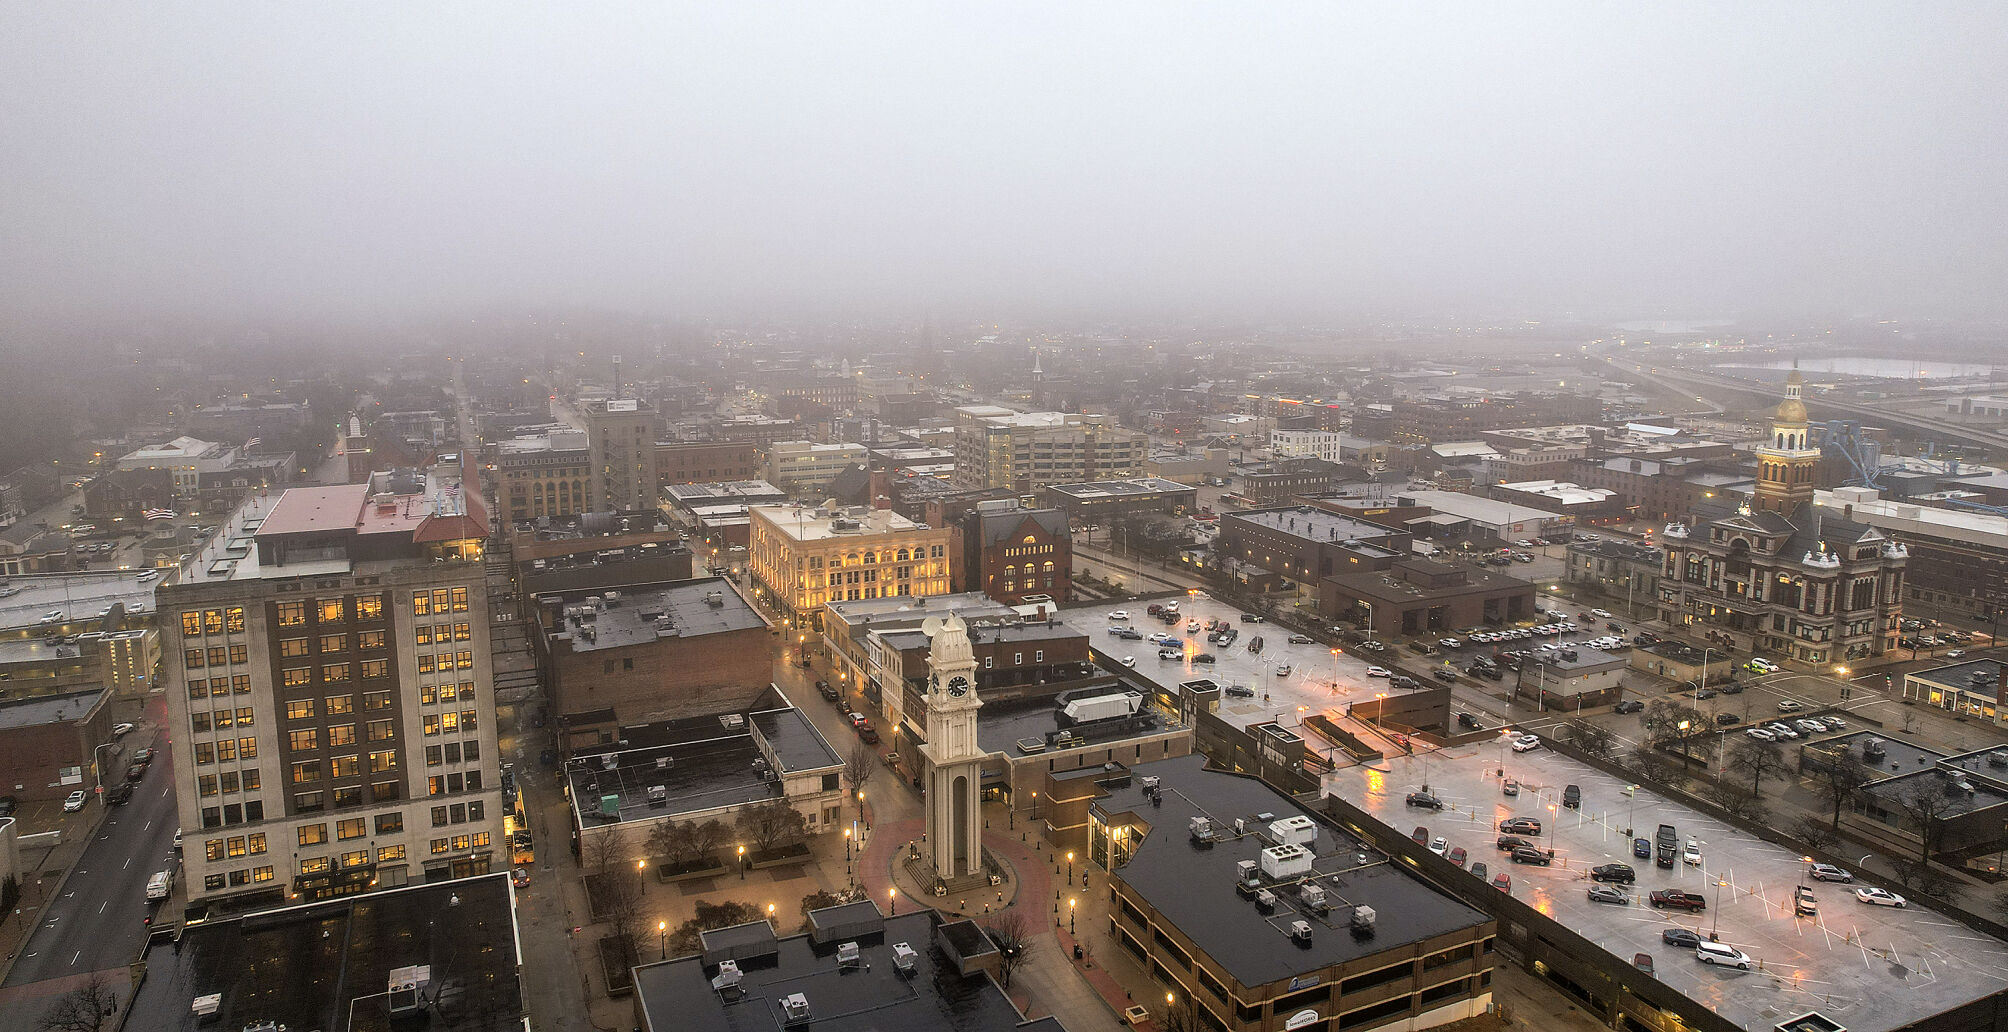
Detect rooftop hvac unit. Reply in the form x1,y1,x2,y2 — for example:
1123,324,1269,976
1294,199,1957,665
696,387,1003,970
605,590,622,605
655,757,673,770
721,714,746,730
599,754,619,770
647,785,668,809
1188,817,1214,842
1289,920,1314,945
1254,889,1277,910
1299,884,1329,911
1268,815,1317,847
891,942,918,975
836,941,861,968
1235,859,1259,885
1351,906,1377,934
386,964,431,1016
711,959,744,992
780,993,813,1025
190,994,222,1018
706,591,726,607
1140,776,1160,790
1260,843,1314,880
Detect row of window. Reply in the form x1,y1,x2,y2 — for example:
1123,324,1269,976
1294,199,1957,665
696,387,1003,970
187,675,252,700
295,781,401,813
286,721,395,750
291,752,398,784
184,644,248,669
193,738,260,764
181,607,247,636
203,832,268,860
298,812,405,845
280,630,389,656
275,595,387,628
415,651,474,674
196,769,260,796
412,588,471,616
191,708,256,732
198,799,266,828
415,622,472,645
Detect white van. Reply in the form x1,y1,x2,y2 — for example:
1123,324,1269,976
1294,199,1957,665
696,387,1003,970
1695,941,1750,969
146,871,171,901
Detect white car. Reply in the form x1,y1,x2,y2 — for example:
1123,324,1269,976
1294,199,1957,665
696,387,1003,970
1366,666,1391,678
1855,886,1907,908
1428,837,1449,856
1590,609,1612,619
1766,722,1799,739
1108,611,1130,621
1275,664,1292,676
1438,637,1463,649
1749,658,1780,673
1795,718,1828,734
1682,840,1703,866
1777,699,1804,713
111,722,135,739
63,790,87,812
1824,716,1848,729
1119,656,1137,668
1511,734,1541,753
1745,727,1777,741
1157,649,1182,660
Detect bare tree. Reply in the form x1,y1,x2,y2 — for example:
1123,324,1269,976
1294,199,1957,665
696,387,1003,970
1894,776,1961,865
666,900,762,957
984,908,1038,989
1628,746,1677,786
1161,990,1201,1032
736,799,809,854
1565,721,1616,760
843,740,877,821
581,828,622,875
1728,737,1789,798
1792,816,1838,854
1640,699,1705,749
37,971,117,1032
598,866,646,967
646,820,689,868
1806,750,1873,829
687,818,729,864
1702,780,1766,822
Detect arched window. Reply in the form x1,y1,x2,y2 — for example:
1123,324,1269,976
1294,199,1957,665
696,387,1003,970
1043,560,1056,574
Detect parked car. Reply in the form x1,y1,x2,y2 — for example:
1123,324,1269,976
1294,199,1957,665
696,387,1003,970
849,712,871,728
817,681,839,701
858,727,880,744
133,748,155,765
1810,863,1854,883
1562,785,1580,809
124,763,146,783
1119,656,1137,667
1411,826,1429,846
1158,649,1182,660
1447,847,1467,868
1855,886,1907,907
1777,699,1804,712
1661,927,1702,948
111,722,135,739
1438,637,1464,649
1502,779,1520,796
1192,653,1217,664
1614,699,1644,714
1511,734,1541,753
1457,712,1482,730
1274,664,1292,676
1794,885,1819,916
1495,835,1531,852
1682,841,1703,866
1428,837,1449,856
1649,890,1706,911
1491,873,1512,892
1389,675,1419,689
1108,610,1130,621
1695,942,1751,969
1716,713,1741,725
63,790,87,812
1510,846,1553,866
1405,792,1444,810
1468,861,1488,881
1288,634,1315,644
1432,668,1458,682
1591,863,1636,884
1498,817,1542,835
1632,838,1652,859
1366,666,1392,678
107,782,133,805
1587,885,1628,905
1223,684,1254,697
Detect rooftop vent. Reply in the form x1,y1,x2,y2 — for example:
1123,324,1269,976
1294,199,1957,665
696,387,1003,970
780,993,813,1025
711,959,744,993
721,714,746,731
1235,859,1259,885
891,942,918,975
1290,920,1314,946
1189,817,1215,843
1254,888,1277,910
836,941,861,968
1351,905,1377,937
1299,883,1330,911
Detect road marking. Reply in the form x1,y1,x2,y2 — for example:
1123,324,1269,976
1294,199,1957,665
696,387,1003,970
123,858,131,869
98,901,106,914
70,951,80,965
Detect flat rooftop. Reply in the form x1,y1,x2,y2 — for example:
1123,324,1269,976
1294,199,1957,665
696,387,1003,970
1907,658,2008,692
1104,755,1489,990
1323,733,2008,1031
750,505,928,541
665,481,787,505
1224,507,1404,543
122,875,522,1032
1043,478,1193,499
1394,490,1564,528
633,909,1060,1032
546,578,765,652
973,687,1182,759
0,688,105,730
568,706,840,825
0,570,164,629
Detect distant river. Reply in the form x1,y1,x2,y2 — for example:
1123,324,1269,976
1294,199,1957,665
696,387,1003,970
1721,357,1996,380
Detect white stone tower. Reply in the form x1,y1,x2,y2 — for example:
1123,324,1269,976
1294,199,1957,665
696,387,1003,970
919,613,985,880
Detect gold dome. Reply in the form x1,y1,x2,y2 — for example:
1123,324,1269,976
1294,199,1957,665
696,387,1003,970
1775,397,1808,424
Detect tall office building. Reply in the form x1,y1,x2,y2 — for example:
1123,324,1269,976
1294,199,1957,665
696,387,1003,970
950,405,1147,494
161,466,502,904
587,399,660,511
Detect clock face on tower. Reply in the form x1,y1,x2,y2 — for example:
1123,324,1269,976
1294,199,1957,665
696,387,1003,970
946,675,970,697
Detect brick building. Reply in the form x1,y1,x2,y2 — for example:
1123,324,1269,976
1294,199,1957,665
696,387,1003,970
1213,507,1411,593
495,426,591,522
1039,478,1198,522
1319,558,1538,633
531,577,771,751
586,399,661,512
0,689,117,803
950,501,1072,604
655,439,761,486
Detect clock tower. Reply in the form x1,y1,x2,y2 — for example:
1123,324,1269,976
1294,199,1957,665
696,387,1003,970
919,613,985,881
1753,363,1819,515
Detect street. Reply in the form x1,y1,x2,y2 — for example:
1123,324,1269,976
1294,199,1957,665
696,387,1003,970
0,700,178,1010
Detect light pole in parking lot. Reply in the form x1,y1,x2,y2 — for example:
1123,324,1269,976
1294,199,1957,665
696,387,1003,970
1710,875,1728,940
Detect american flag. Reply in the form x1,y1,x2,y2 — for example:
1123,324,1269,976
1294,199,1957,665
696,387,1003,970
244,437,263,450
144,508,177,521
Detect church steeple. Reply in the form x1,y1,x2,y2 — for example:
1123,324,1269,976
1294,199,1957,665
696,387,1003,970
1753,360,1818,514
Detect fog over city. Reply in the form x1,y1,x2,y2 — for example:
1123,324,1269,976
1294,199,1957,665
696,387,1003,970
4,3,2006,329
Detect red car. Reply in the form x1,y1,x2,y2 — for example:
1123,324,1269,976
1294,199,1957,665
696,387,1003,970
1446,847,1467,868
1649,890,1706,912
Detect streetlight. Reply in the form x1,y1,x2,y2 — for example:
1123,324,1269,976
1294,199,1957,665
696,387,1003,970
658,920,667,960
844,827,853,858
888,886,897,916
1068,896,1077,934
768,902,777,927
859,790,868,829
738,844,747,879
1066,850,1075,885
1710,875,1728,940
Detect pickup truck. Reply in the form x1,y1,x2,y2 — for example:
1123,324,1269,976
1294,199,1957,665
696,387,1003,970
1655,824,1678,869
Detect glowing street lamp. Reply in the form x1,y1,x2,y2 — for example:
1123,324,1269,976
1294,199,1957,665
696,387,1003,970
738,844,747,879
1068,896,1077,934
1066,850,1075,885
658,919,667,960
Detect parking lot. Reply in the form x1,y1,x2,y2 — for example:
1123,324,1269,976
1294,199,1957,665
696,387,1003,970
1323,739,2008,1031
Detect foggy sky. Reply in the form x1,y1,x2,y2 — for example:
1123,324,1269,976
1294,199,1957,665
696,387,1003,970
3,4,2005,328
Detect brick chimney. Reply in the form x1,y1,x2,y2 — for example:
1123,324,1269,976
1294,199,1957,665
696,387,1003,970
869,468,894,511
